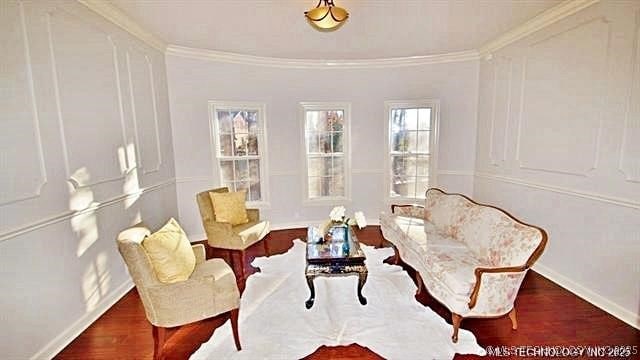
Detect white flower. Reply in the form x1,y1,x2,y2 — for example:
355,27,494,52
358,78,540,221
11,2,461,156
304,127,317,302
354,211,367,229
329,206,346,222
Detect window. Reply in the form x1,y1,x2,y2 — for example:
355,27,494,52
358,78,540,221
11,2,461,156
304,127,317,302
386,100,439,199
209,102,268,204
301,102,350,202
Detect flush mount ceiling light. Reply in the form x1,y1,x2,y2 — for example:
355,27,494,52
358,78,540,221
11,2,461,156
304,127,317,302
304,0,349,31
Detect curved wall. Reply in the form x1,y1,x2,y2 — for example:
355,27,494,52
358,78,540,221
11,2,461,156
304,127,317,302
166,55,480,238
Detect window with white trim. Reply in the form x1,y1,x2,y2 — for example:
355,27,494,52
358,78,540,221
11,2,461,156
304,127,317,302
301,103,350,201
386,100,439,199
210,102,268,204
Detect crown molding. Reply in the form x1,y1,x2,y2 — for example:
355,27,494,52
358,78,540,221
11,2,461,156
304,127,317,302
77,0,167,51
479,0,600,56
165,45,480,69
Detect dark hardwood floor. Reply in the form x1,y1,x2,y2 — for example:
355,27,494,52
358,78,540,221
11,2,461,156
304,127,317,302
56,227,639,359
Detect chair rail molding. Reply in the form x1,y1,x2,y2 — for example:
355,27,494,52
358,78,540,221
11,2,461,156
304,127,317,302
0,178,176,243
474,172,640,210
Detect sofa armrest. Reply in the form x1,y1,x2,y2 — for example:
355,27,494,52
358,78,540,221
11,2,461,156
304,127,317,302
391,204,424,218
468,265,528,309
191,244,206,264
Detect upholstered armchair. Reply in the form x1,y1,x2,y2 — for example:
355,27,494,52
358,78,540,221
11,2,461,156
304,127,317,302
116,224,241,359
196,187,270,281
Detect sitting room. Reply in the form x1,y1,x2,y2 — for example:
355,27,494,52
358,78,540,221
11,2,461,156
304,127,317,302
1,0,639,359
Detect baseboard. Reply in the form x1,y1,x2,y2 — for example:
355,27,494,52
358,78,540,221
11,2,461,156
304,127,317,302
532,263,640,330
30,278,135,360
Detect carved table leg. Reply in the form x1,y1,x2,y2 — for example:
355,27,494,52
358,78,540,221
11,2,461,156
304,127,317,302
305,274,316,309
357,270,368,305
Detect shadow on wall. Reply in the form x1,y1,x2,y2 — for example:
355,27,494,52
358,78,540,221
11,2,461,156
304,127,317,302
68,143,145,313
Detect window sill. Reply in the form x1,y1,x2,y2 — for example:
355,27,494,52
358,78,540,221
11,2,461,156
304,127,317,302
302,197,351,207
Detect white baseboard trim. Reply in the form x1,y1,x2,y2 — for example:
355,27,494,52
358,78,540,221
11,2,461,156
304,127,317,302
532,263,639,330
30,278,135,360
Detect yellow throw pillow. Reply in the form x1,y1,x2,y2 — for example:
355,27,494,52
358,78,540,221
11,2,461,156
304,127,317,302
210,190,249,226
142,218,196,284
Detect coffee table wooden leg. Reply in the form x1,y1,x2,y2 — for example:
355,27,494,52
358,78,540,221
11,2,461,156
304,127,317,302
357,271,368,305
305,274,316,309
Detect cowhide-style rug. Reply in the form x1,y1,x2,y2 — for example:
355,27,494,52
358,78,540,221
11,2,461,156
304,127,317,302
191,240,485,359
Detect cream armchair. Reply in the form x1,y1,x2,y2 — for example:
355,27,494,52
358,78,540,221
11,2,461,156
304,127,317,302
116,224,241,359
196,187,270,281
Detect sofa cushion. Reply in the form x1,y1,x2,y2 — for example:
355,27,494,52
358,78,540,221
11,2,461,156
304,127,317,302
424,190,472,240
422,246,484,296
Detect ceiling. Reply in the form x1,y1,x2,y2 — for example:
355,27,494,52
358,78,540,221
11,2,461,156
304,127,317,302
110,0,561,59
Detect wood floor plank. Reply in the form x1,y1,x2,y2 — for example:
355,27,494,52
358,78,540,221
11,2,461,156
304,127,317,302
55,227,640,359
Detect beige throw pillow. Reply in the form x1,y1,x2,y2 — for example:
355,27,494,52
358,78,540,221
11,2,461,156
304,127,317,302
142,218,196,284
210,190,249,226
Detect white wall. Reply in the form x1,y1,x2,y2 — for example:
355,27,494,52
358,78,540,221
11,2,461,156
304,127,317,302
0,1,177,358
166,55,479,239
474,0,640,328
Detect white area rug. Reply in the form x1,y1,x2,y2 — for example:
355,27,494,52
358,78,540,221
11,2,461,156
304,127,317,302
191,240,486,359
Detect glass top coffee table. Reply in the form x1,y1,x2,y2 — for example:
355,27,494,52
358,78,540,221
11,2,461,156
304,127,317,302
305,225,368,309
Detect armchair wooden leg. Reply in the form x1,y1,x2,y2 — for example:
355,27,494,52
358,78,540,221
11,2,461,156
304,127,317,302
262,237,270,256
383,245,401,266
451,313,463,343
230,308,241,351
152,325,166,360
508,307,518,330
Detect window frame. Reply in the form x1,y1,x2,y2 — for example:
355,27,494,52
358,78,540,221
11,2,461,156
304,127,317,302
299,102,351,205
384,99,440,203
208,101,270,208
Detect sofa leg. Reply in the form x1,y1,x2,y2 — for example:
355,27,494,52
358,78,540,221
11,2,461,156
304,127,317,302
508,307,518,330
451,313,463,343
230,308,241,351
152,325,166,360
415,272,424,296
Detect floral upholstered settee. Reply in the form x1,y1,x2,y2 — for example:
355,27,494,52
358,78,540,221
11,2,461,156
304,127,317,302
380,188,547,342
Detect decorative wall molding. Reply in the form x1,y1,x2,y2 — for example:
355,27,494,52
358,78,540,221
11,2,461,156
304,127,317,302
474,172,640,209
0,1,48,206
126,48,163,174
516,17,610,177
0,178,175,243
165,45,480,69
619,9,640,183
533,263,640,329
29,279,135,360
76,0,166,51
479,0,600,56
46,8,127,188
488,56,513,166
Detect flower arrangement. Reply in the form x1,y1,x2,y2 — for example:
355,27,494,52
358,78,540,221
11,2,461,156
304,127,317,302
328,206,367,229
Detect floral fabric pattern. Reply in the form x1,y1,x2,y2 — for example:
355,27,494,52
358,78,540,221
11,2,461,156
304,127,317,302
381,188,544,317
393,205,425,219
